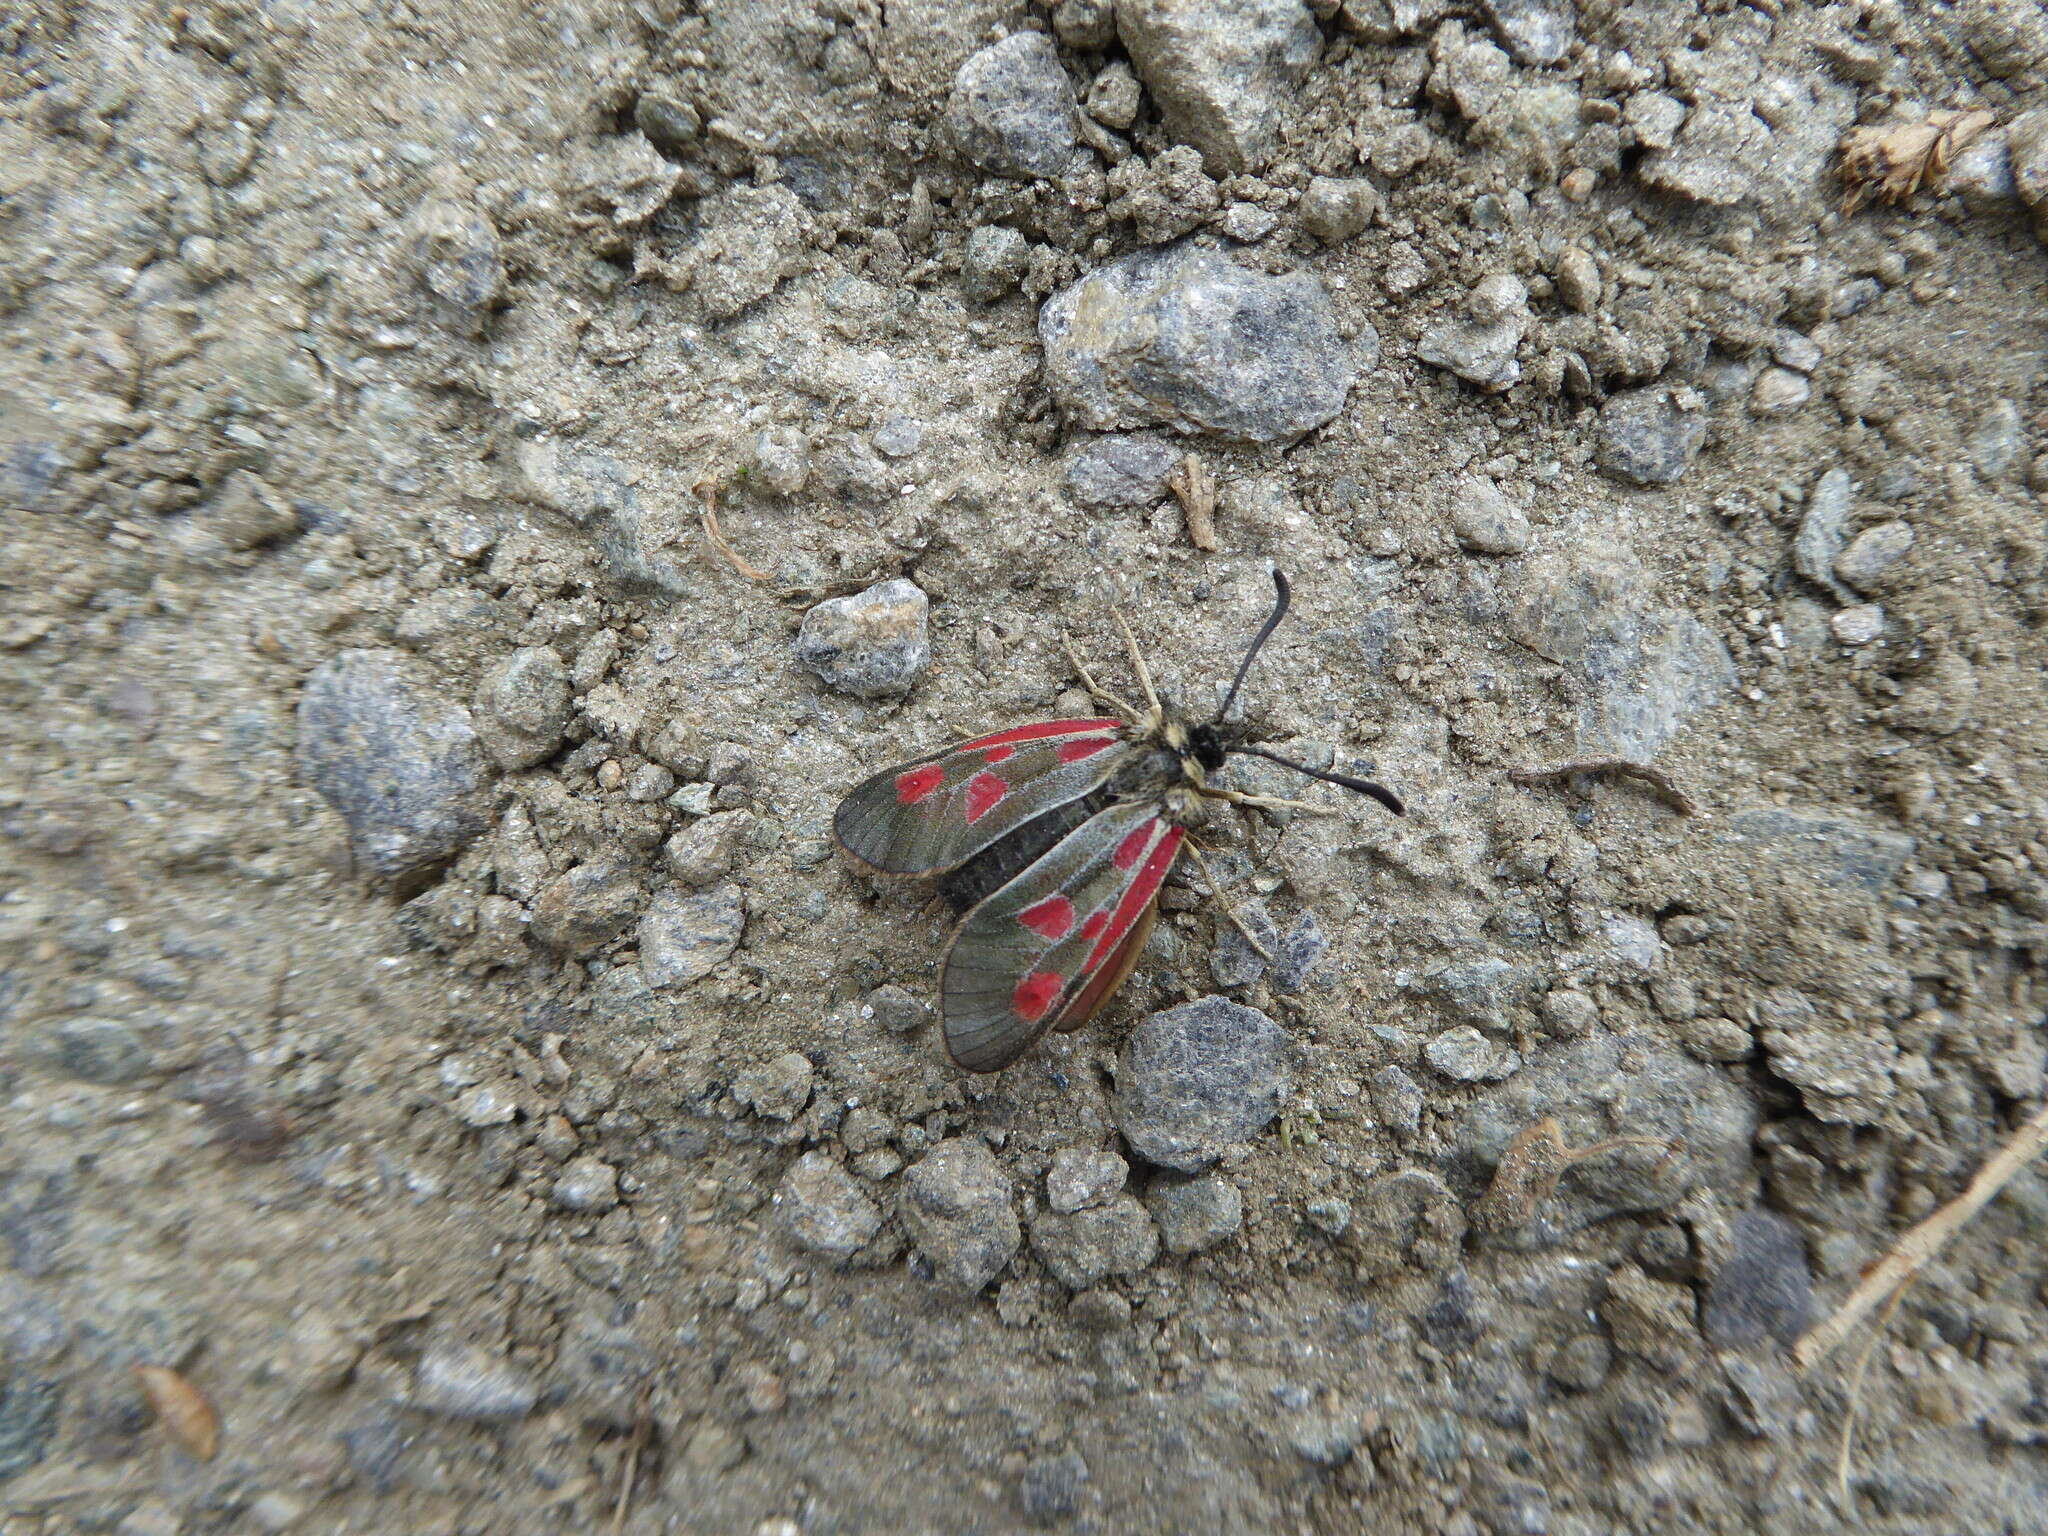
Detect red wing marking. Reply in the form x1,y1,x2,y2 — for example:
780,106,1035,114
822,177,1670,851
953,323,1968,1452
962,718,1123,752
964,771,1009,823
1113,823,1151,870
1089,826,1185,966
896,764,946,804
1012,972,1063,1023
1079,910,1108,941
1057,737,1115,764
982,745,1015,765
1017,895,1075,941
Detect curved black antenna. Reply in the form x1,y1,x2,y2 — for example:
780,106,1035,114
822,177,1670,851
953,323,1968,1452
1215,568,1291,723
1233,746,1406,817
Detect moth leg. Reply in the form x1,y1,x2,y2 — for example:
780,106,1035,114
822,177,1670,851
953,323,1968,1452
1110,606,1165,731
1186,842,1274,963
1062,633,1141,722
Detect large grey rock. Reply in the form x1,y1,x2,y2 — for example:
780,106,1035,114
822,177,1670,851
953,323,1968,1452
1118,0,1318,174
474,647,571,771
795,579,930,699
776,1153,882,1258
638,887,745,986
297,649,491,884
946,34,1080,179
1450,1033,1758,1249
1509,543,1735,758
1030,1193,1159,1288
1596,387,1707,486
900,1140,1021,1292
1703,1209,1812,1349
1114,997,1291,1171
1040,244,1364,443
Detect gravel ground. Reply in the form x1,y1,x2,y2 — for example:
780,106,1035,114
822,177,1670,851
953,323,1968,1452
5,2,2048,1532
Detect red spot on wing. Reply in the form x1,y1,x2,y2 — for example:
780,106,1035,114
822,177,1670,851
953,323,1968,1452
896,764,945,804
1018,895,1075,941
962,718,1124,752
1113,823,1152,870
1090,826,1185,967
1013,971,1064,1023
1056,736,1115,764
1079,911,1109,942
964,770,1009,823
982,745,1015,765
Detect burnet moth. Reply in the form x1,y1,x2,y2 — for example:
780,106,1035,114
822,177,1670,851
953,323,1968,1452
834,570,1405,1072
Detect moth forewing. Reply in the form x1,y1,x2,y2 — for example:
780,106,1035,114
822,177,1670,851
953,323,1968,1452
831,717,1128,877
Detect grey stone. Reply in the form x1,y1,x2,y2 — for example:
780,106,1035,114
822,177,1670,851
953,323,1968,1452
1220,200,1279,243
1480,0,1573,63
1637,74,1851,214
901,1139,1021,1292
1271,912,1327,993
474,647,571,771
734,1051,814,1121
775,1152,882,1258
638,887,745,986
1538,989,1599,1038
662,812,753,888
1703,1209,1812,1349
1830,605,1885,646
1834,521,1914,592
410,196,504,320
1047,1148,1128,1213
873,416,923,458
1449,475,1531,555
1372,121,1434,180
414,1345,538,1420
1417,274,1528,391
1424,957,1535,1029
753,427,810,495
530,862,642,955
1144,1172,1243,1253
1452,1033,1757,1248
1031,1193,1159,1288
1352,1170,1466,1281
1772,330,1823,374
1055,0,1118,49
1793,466,1856,601
961,224,1031,302
1209,897,1277,988
0,1278,70,1367
1020,1451,1089,1524
1602,1263,1698,1370
688,185,809,322
1548,1332,1611,1392
1509,544,1736,758
946,34,1079,180
1065,434,1181,508
1114,997,1291,1171
1298,175,1380,244
1753,988,1897,1127
1722,808,1915,895
549,1155,620,1214
1086,65,1143,134
1720,1352,1799,1440
297,650,491,884
52,1017,153,1084
1970,398,2023,479
0,1378,61,1482
633,87,700,152
1305,1197,1352,1236
1751,367,1811,415
1040,244,1363,443
1368,1065,1423,1138
866,983,931,1034
796,579,930,699
1624,90,1687,151
1118,0,1317,174
1596,387,1707,485
1426,1026,1520,1082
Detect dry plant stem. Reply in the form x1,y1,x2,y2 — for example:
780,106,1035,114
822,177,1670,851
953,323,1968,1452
1169,455,1220,552
1509,757,1698,816
1795,1094,2048,1369
1833,1279,1915,1508
611,1398,654,1534
695,482,768,582
1186,841,1273,963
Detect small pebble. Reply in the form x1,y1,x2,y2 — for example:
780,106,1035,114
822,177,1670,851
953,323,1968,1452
961,225,1031,303
1046,1147,1128,1213
639,887,746,986
754,427,810,495
1538,989,1599,1037
414,1345,538,1420
1425,1027,1520,1082
795,579,930,700
866,983,931,1034
1372,122,1433,179
530,862,642,955
1596,386,1706,485
1298,176,1379,244
1449,475,1531,555
1553,248,1599,312
1086,62,1143,130
1144,1172,1243,1254
1114,997,1291,1172
1750,367,1811,415
946,33,1079,180
1831,605,1885,646
775,1152,882,1258
734,1051,814,1121
1030,1195,1159,1289
900,1139,1021,1292
1834,521,1914,592
872,416,923,458
1305,1197,1352,1236
1019,1451,1089,1524
550,1155,620,1213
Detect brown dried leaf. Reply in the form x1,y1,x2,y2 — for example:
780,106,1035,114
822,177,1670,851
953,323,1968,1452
1840,109,1997,212
135,1364,220,1460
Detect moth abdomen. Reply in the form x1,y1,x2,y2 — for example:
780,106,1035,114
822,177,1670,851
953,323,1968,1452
939,787,1116,914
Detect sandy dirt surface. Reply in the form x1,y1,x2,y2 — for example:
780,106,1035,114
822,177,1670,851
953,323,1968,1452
4,1,2048,1531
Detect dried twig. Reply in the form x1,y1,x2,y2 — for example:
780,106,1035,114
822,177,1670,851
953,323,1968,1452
1832,1279,1915,1508
1167,455,1220,552
694,480,768,582
1509,757,1698,816
1795,1095,2048,1369
1839,108,1997,212
610,1392,655,1534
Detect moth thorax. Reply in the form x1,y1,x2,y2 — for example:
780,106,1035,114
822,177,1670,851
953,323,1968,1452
1110,747,1187,801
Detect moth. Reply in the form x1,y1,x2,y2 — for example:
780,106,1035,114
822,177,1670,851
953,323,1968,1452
834,571,1404,1072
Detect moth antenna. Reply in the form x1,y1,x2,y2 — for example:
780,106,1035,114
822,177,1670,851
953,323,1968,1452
1214,568,1291,723
1232,746,1405,817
